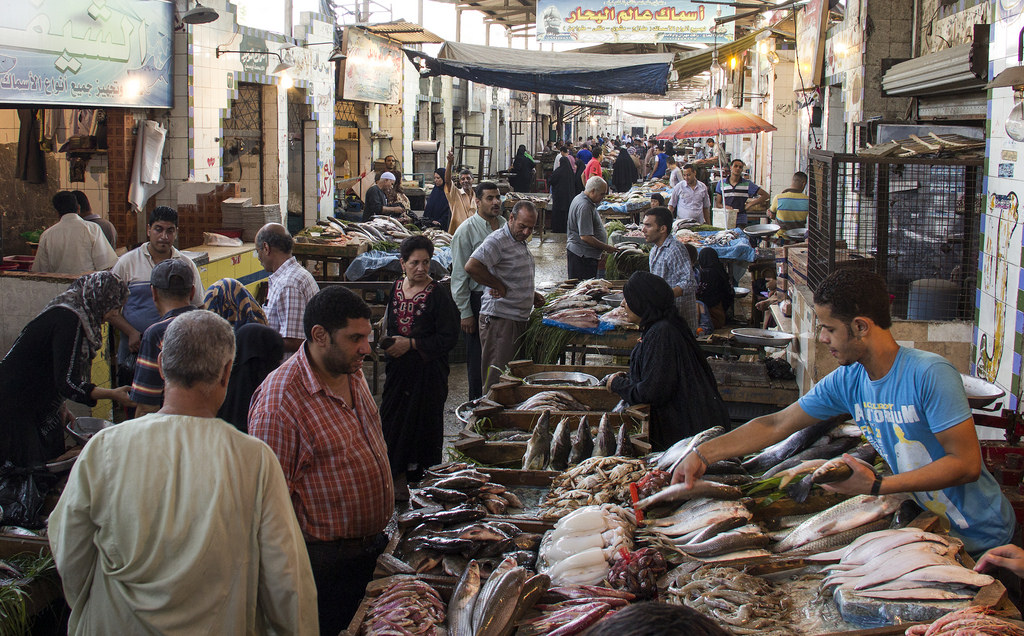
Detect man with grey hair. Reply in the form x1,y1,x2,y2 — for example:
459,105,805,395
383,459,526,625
566,176,618,280
255,222,319,354
50,310,318,635
465,201,545,390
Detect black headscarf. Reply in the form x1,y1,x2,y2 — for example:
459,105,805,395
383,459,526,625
623,271,683,331
696,248,734,309
612,147,639,192
218,323,283,433
511,146,534,192
423,168,451,228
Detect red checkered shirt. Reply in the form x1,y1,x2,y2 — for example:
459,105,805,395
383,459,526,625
249,345,394,541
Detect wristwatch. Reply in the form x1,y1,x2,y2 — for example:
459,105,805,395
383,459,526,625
870,473,884,496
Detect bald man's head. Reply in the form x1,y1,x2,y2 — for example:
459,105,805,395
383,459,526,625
255,223,293,255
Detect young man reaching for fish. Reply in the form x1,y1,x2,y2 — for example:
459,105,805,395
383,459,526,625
673,269,1016,560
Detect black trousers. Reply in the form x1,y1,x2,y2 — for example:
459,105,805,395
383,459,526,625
567,250,599,280
466,291,484,400
305,533,387,636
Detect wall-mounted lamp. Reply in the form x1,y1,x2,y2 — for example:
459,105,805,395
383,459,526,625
216,46,293,73
181,1,218,24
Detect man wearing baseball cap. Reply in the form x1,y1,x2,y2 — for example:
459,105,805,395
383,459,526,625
130,259,197,415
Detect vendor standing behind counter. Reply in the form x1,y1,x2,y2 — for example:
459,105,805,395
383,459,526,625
674,269,1016,557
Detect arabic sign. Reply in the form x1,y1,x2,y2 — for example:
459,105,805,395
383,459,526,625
795,0,828,87
0,0,173,108
536,1,734,44
342,28,402,105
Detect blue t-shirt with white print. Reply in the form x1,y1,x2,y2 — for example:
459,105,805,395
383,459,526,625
799,347,1015,555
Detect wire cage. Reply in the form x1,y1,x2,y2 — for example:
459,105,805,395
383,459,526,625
806,150,983,321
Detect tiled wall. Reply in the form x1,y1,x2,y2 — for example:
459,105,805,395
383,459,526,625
974,9,1024,409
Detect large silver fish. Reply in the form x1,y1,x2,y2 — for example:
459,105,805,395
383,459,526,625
742,416,845,473
522,410,552,470
449,560,481,636
655,426,726,472
676,524,770,557
593,414,616,458
785,443,878,503
473,566,528,636
774,494,906,553
634,480,743,511
548,416,573,471
567,417,594,465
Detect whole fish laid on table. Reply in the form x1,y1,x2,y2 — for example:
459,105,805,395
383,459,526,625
523,410,553,470
785,443,878,502
761,436,861,478
634,480,743,511
774,494,907,553
741,415,846,474
654,426,726,473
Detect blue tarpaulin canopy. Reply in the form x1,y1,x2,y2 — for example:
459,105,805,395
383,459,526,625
404,42,674,96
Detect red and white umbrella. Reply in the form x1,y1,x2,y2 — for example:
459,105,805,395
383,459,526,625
657,107,777,140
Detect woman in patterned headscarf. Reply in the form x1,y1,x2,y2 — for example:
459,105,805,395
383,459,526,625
0,271,135,467
202,278,267,329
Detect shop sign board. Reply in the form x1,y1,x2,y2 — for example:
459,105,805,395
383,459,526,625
536,1,734,44
795,0,827,87
342,28,402,105
0,0,173,108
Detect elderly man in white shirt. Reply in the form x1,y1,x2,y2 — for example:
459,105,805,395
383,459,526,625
32,191,117,275
668,163,711,224
50,310,318,636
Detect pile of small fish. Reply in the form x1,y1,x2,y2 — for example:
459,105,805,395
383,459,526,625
523,412,633,472
607,547,668,599
546,308,601,329
366,215,414,241
639,494,768,562
538,505,634,586
665,563,795,635
515,391,589,412
359,579,446,635
408,463,524,515
598,306,639,330
517,586,636,636
542,457,647,519
422,228,452,247
905,606,1024,635
773,494,906,553
815,529,994,602
705,229,743,247
448,557,548,636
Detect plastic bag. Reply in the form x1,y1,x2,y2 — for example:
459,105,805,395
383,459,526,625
0,463,53,529
203,232,243,247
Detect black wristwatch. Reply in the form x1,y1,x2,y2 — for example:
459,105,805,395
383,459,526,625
870,474,884,496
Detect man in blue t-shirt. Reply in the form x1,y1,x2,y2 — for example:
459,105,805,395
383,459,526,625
673,269,1016,557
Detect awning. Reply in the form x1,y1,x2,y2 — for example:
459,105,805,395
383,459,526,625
363,21,444,45
882,32,988,97
404,41,674,96
672,28,770,82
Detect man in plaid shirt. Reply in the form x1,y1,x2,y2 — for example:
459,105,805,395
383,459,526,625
255,223,319,355
249,287,393,635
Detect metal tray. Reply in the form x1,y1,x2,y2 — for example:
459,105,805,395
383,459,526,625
744,223,781,237
784,228,807,240
733,286,751,298
731,328,794,348
522,371,600,387
961,374,1005,408
67,417,114,444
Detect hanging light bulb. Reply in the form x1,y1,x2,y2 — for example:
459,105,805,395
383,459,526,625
730,56,737,70
758,41,769,55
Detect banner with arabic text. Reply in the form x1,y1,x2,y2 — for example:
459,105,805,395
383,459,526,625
0,0,173,108
536,1,734,44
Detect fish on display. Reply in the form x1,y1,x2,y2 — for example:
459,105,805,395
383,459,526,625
774,494,907,553
742,415,845,474
614,419,633,457
655,426,726,473
761,436,861,478
784,517,892,555
567,416,594,465
785,443,878,503
522,410,553,470
548,416,573,471
634,480,743,511
593,414,616,458
675,524,770,557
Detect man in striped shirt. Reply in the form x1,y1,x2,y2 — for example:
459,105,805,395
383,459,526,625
249,286,393,635
466,201,545,391
129,259,196,415
769,171,810,230
714,159,769,227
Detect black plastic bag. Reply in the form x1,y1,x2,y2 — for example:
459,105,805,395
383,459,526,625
0,462,53,529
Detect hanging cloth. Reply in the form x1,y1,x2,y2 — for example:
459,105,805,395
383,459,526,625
16,109,45,183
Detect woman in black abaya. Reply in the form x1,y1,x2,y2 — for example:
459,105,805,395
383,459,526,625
608,271,730,450
380,235,460,489
611,145,639,192
510,145,536,192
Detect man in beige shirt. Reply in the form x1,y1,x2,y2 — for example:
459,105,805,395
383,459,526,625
445,148,478,233
50,310,318,635
32,191,117,275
